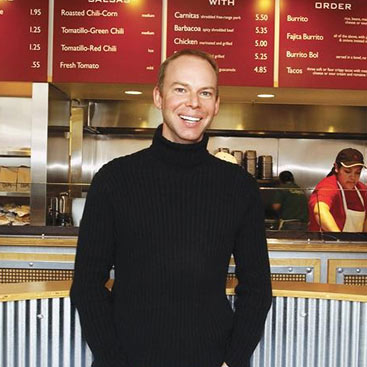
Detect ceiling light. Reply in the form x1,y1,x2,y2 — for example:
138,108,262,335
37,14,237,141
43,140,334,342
124,90,142,95
257,93,275,98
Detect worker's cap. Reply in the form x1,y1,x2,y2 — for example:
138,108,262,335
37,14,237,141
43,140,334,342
335,148,366,168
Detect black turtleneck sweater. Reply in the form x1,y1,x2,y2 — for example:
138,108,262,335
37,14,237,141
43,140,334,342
71,125,272,367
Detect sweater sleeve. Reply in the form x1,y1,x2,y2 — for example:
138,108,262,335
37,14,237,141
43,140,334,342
70,167,127,367
224,176,272,367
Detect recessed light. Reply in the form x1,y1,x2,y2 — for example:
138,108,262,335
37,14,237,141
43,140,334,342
257,93,275,98
124,90,142,95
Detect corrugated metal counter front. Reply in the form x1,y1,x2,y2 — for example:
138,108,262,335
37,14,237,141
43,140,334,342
0,281,366,367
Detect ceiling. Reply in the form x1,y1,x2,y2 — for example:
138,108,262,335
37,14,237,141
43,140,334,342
1,81,367,106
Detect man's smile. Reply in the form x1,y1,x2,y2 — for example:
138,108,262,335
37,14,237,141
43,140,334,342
179,114,202,123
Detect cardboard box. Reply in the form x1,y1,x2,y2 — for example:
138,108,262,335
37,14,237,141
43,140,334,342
0,167,18,192
17,166,31,192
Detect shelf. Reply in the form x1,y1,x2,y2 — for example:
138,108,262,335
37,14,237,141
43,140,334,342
0,192,30,198
0,148,31,157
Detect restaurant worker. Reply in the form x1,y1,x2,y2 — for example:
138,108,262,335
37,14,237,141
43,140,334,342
309,148,367,232
272,171,308,230
71,49,272,367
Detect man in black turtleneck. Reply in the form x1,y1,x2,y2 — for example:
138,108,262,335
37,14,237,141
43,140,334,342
71,49,272,367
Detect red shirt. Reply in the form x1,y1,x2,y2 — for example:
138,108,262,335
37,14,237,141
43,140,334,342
308,175,367,231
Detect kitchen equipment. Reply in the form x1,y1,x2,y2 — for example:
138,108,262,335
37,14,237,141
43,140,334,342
72,198,86,227
58,192,72,226
264,218,279,230
258,155,273,180
48,197,59,226
244,150,257,177
218,147,230,153
231,150,243,166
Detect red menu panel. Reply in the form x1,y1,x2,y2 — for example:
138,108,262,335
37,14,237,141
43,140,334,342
0,0,48,82
167,0,275,86
53,0,161,83
279,0,367,89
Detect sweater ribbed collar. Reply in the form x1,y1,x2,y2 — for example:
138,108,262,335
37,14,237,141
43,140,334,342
150,124,210,168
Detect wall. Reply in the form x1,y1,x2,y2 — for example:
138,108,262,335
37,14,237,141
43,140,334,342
0,97,32,151
47,132,367,191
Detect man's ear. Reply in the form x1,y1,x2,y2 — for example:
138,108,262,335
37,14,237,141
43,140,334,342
153,86,162,110
214,95,220,116
334,162,339,173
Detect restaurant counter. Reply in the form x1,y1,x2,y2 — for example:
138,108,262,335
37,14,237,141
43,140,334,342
0,280,366,367
0,227,366,285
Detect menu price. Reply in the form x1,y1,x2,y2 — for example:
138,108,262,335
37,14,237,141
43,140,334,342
53,0,162,83
278,0,367,89
166,0,275,86
0,0,48,82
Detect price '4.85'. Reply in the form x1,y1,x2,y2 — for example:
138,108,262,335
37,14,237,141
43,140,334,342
254,66,267,73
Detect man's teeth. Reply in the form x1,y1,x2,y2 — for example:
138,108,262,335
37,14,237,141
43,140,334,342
180,115,201,122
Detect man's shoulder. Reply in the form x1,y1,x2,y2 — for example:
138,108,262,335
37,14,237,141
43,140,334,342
100,148,150,170
209,154,255,181
208,154,259,196
92,148,151,184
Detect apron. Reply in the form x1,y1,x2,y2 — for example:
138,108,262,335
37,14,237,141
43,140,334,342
337,182,365,232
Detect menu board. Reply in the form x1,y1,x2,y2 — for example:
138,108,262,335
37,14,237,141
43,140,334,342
166,0,275,86
53,0,162,83
278,0,367,89
0,0,48,82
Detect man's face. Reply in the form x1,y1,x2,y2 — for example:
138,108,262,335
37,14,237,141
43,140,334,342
335,164,362,190
153,55,220,144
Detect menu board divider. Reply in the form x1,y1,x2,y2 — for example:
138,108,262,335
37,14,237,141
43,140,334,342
47,0,55,81
273,0,280,87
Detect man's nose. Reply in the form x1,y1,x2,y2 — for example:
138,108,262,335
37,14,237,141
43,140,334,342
186,92,200,108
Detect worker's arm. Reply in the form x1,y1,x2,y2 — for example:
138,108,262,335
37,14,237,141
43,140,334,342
313,201,341,232
272,203,281,212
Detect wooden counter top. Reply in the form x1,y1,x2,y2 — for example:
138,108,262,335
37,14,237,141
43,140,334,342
226,279,367,302
267,241,367,253
0,280,71,302
1,235,366,253
0,236,77,247
1,280,366,303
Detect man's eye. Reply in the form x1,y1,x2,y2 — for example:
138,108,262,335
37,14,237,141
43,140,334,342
174,87,186,93
200,91,213,97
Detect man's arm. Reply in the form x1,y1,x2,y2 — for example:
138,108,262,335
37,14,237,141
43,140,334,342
224,177,272,367
70,168,127,367
313,201,341,232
